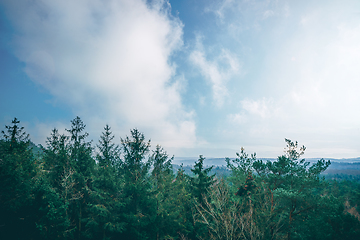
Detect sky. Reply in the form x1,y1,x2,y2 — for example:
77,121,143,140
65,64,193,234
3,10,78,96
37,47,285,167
1,0,360,159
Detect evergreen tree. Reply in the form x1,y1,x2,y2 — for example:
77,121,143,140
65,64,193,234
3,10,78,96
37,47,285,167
32,176,70,240
66,116,95,239
149,145,183,239
35,128,73,239
120,129,156,239
96,125,121,169
43,128,72,192
188,156,217,240
150,145,173,188
227,139,332,239
171,165,194,238
0,118,37,239
86,125,125,239
189,155,216,205
66,117,94,178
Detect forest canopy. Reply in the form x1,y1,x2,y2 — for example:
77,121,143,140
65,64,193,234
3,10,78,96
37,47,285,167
0,117,360,240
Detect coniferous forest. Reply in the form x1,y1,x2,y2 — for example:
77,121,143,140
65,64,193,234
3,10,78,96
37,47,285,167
1,117,360,240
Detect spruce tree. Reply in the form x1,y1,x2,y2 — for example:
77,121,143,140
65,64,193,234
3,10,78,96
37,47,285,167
43,128,72,192
66,116,94,178
35,128,73,239
189,155,216,205
120,129,156,239
150,145,173,189
149,145,178,239
162,164,193,239
86,125,125,239
0,118,37,239
66,116,95,239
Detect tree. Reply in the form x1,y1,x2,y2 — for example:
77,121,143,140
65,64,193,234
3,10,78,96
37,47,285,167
189,155,216,205
96,125,121,169
32,176,70,240
66,116,95,239
0,118,37,239
149,145,185,239
150,145,173,188
227,139,332,239
36,128,74,239
86,125,125,239
193,179,262,240
187,156,217,239
166,164,194,239
43,128,72,192
120,129,156,239
66,116,94,178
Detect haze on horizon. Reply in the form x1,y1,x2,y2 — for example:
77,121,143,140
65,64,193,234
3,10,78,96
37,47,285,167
1,0,359,159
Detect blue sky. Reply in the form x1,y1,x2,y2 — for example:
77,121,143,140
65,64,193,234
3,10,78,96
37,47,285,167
1,0,360,158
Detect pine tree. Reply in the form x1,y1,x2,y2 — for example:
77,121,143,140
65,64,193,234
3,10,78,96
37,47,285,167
189,155,216,205
96,125,121,169
32,175,70,240
66,116,95,240
255,139,330,239
66,116,94,178
149,145,179,239
0,118,37,239
86,125,125,239
120,129,156,239
43,128,72,191
33,128,72,239
227,139,332,239
165,164,194,239
150,145,173,189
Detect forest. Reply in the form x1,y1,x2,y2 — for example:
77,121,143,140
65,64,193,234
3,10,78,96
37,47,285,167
1,117,360,240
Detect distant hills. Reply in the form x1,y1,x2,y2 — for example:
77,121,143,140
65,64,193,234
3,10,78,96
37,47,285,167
173,157,360,167
173,157,360,180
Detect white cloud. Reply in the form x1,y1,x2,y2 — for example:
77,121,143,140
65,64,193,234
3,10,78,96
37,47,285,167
205,0,234,21
206,0,289,29
227,113,246,124
227,98,281,126
241,98,277,119
2,0,196,151
263,10,274,19
31,121,69,146
190,37,240,107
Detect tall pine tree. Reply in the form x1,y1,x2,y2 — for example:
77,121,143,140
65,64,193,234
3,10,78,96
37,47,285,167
86,125,125,239
0,118,37,239
120,129,156,240
189,155,216,205
66,117,95,240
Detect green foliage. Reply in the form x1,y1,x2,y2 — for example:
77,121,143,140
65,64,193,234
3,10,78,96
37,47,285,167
149,146,194,239
32,177,70,240
2,118,360,240
87,125,125,240
67,116,94,178
251,139,331,239
121,128,151,183
0,118,38,239
150,145,173,185
96,125,121,169
119,129,156,240
224,139,357,240
291,194,360,240
43,128,72,191
189,155,216,205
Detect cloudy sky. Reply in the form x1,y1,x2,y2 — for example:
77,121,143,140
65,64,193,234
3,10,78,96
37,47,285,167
1,0,360,159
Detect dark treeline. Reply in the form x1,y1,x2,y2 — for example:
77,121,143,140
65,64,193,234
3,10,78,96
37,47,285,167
1,117,360,240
